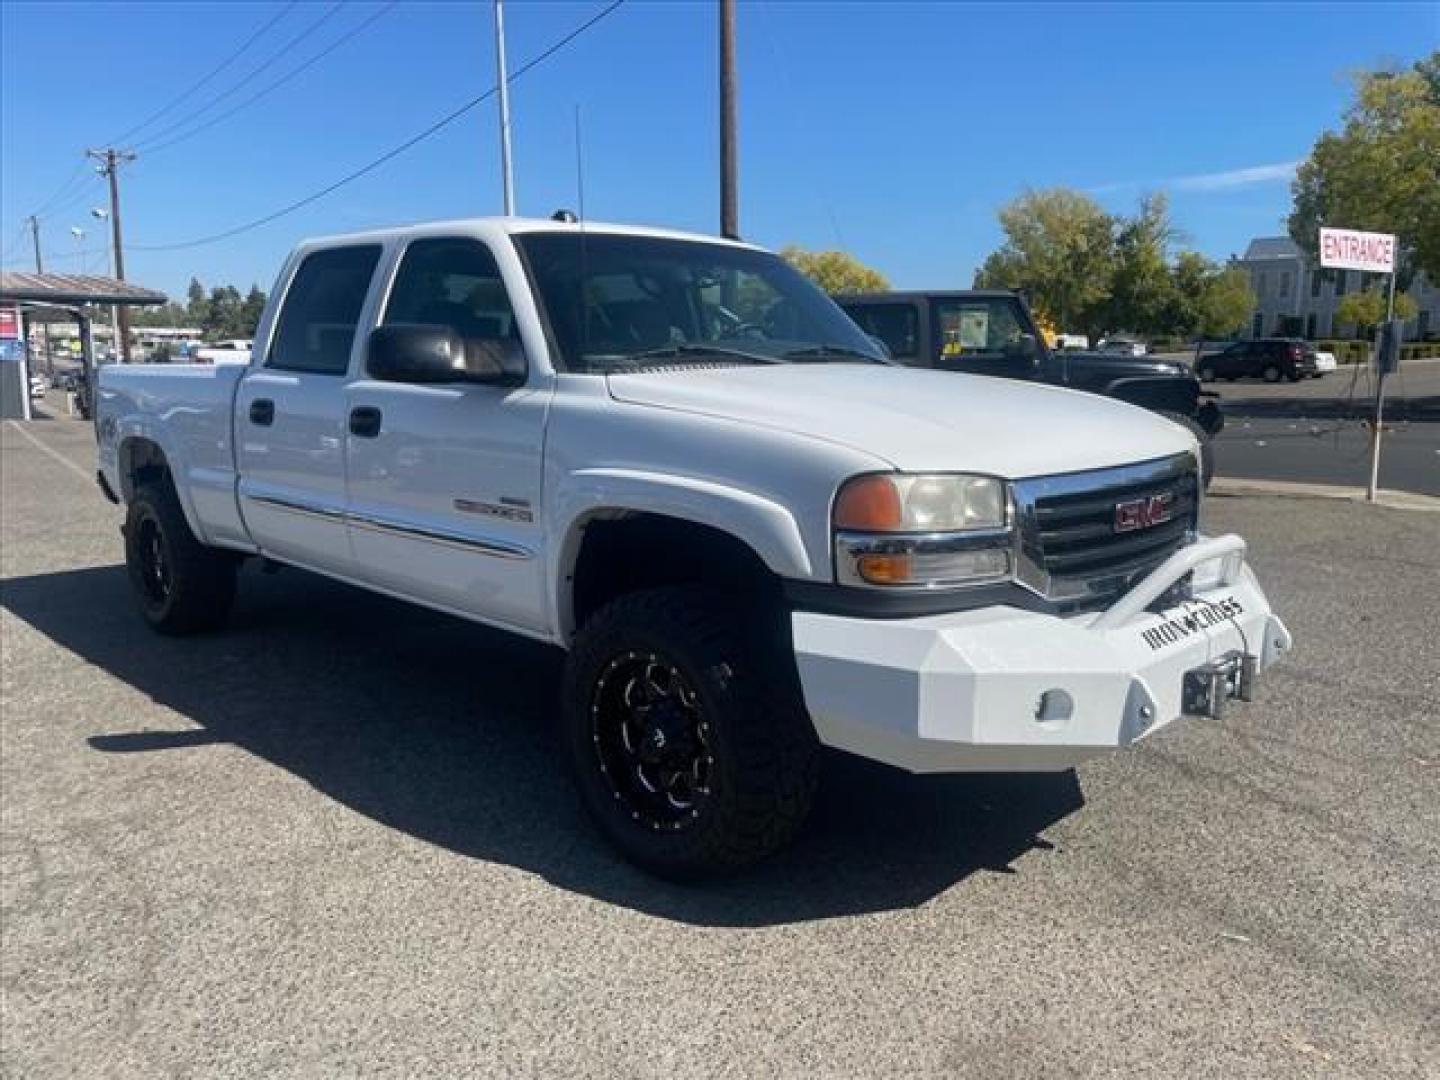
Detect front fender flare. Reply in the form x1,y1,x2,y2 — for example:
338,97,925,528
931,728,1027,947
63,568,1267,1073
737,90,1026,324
548,467,816,637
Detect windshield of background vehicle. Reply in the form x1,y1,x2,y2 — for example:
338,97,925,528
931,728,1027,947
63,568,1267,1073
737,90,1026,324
512,232,887,373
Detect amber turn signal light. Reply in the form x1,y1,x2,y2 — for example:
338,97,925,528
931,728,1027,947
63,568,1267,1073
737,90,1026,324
834,475,903,531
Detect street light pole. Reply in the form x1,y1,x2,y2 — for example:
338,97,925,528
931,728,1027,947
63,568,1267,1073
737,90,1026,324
86,148,135,362
493,0,516,215
719,0,739,239
91,209,121,361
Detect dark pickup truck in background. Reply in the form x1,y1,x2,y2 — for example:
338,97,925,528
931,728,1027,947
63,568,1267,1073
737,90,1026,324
837,290,1222,484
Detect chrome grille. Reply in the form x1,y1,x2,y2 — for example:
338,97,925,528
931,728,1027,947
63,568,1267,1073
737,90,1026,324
1012,454,1199,612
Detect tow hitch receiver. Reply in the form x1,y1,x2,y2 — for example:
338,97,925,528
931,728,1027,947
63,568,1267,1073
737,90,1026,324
1182,650,1258,719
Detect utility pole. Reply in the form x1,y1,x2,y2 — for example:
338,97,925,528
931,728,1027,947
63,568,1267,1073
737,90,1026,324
86,148,136,362
719,0,738,239
26,215,43,272
493,0,516,215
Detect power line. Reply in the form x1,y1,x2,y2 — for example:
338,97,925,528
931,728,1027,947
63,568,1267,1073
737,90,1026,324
25,161,89,221
1,225,31,261
129,1,628,253
143,2,398,158
107,2,298,146
33,172,106,226
12,5,292,239
6,4,295,247
134,2,346,153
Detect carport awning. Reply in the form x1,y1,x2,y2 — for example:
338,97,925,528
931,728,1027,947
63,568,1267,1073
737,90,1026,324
0,271,166,307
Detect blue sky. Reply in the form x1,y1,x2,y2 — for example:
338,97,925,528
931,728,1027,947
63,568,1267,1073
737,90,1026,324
2,1,1435,300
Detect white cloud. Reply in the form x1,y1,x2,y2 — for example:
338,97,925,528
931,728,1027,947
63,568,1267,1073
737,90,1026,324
1171,161,1301,191
1090,160,1300,196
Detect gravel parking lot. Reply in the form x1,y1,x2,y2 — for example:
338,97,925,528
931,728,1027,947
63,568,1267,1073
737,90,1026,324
3,416,1438,1079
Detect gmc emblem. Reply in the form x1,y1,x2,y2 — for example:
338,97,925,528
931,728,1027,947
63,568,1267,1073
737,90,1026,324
1114,492,1175,533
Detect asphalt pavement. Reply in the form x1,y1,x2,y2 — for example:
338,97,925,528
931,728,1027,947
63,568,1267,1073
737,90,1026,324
1194,359,1439,497
2,415,1438,1079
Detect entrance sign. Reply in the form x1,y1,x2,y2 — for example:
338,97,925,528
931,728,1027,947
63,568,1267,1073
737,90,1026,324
1319,227,1396,273
1322,226,1405,503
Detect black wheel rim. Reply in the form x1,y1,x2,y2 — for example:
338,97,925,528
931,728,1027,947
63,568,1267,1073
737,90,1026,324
591,652,714,832
136,517,172,606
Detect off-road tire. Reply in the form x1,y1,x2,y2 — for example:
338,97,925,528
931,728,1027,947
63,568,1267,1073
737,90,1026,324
562,586,819,880
124,481,237,635
1158,410,1215,490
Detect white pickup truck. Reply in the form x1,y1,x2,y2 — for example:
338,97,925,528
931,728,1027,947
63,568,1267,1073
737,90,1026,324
96,217,1291,878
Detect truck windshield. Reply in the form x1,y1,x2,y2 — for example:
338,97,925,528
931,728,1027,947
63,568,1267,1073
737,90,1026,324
512,232,887,374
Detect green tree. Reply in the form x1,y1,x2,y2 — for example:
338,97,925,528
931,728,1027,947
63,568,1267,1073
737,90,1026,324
201,285,245,339
185,277,207,324
1158,250,1211,335
1335,288,1419,335
1195,265,1256,339
130,300,190,328
240,285,268,336
781,246,889,294
973,188,1115,338
1289,52,1440,284
1103,192,1180,336
1152,252,1255,340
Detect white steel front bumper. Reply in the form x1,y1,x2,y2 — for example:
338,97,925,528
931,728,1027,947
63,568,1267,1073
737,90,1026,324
791,534,1291,773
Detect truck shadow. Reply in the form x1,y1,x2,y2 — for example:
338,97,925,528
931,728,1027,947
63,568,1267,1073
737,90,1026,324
1,563,1082,927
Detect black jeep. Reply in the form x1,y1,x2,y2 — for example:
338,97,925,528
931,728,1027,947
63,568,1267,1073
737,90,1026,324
837,290,1222,485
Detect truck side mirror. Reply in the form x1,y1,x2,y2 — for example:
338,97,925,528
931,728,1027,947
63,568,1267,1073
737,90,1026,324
367,324,524,385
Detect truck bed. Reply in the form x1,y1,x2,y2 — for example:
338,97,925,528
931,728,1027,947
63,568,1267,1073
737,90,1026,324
97,362,252,550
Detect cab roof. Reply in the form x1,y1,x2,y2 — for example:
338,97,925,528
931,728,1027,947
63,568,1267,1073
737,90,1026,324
293,216,764,254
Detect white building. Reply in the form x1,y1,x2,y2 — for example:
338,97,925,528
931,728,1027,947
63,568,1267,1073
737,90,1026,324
1236,236,1438,341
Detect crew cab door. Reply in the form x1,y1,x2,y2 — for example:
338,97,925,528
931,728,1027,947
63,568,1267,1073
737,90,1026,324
235,243,383,574
342,235,548,635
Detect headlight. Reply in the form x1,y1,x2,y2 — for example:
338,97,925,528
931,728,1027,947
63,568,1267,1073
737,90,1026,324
833,473,1013,589
833,473,1007,532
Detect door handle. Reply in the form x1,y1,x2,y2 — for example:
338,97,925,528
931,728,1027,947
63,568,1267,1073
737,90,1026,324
349,406,382,438
249,398,274,426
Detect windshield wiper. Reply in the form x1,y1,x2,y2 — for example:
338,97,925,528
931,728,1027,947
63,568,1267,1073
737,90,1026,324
621,344,781,365
781,345,885,363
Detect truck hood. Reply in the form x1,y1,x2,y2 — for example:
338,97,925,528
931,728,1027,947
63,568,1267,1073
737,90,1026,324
606,364,1195,477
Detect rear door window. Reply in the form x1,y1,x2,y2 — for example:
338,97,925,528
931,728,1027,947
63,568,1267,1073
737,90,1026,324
267,245,382,375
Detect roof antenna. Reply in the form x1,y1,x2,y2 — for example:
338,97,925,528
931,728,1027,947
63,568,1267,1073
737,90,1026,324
573,104,586,223
548,105,587,225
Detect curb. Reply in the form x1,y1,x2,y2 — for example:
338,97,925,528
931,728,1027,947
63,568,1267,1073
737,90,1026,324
1209,476,1440,512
